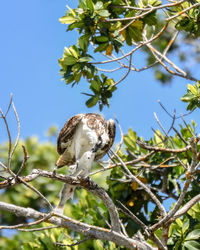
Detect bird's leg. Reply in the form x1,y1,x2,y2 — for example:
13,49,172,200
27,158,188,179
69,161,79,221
54,164,77,215
68,164,77,175
75,139,81,171
52,166,57,176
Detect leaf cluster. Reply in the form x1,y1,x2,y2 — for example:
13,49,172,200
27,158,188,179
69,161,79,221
58,0,165,109
57,0,200,109
168,213,200,250
108,121,200,242
181,82,200,111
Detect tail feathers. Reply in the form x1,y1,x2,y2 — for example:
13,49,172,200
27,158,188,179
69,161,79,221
64,184,75,200
55,183,76,214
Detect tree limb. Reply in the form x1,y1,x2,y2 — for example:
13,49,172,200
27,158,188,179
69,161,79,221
0,201,156,250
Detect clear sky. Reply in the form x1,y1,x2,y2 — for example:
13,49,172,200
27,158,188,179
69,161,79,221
0,0,199,144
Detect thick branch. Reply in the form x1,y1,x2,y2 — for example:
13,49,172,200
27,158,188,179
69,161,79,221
0,169,121,233
0,201,155,250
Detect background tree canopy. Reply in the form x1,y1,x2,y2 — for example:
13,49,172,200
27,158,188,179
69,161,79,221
58,0,200,110
1,1,200,250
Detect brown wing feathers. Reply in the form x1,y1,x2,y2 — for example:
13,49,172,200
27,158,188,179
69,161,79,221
57,114,83,155
56,113,115,167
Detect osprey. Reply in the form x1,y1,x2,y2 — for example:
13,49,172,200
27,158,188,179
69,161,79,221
55,113,116,213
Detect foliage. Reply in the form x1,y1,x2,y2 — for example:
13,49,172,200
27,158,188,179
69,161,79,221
58,0,200,109
2,1,200,249
1,113,200,249
108,121,200,240
181,82,200,111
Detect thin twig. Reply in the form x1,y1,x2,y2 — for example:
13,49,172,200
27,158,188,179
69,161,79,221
90,151,155,176
55,236,91,247
113,54,132,87
16,145,29,178
110,149,166,217
136,140,191,153
19,225,60,232
4,93,13,117
117,200,166,250
19,178,54,210
10,102,20,156
0,212,53,230
95,205,111,229
181,113,195,137
0,109,12,172
166,2,200,21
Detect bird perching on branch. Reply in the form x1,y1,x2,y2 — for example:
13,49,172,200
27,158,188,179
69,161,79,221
55,113,116,214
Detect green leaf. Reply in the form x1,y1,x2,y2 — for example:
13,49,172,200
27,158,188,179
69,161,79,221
63,47,72,56
94,1,103,10
128,128,137,142
65,75,74,84
66,5,76,17
63,56,78,65
154,129,164,145
86,95,99,107
59,16,77,24
79,56,91,62
94,43,109,52
182,219,190,234
74,72,81,82
90,80,101,92
78,34,90,51
143,11,157,25
150,0,162,6
181,92,195,102
86,0,94,11
183,240,200,250
175,17,194,32
128,25,143,42
93,239,104,250
188,84,198,95
176,218,183,227
95,36,109,43
96,9,110,17
69,47,79,58
124,136,136,151
185,229,200,241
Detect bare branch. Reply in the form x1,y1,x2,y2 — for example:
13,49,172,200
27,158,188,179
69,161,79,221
90,151,155,176
117,200,147,232
0,109,12,172
117,200,166,250
19,177,54,210
110,149,166,217
95,205,111,229
113,54,132,87
169,193,200,222
0,201,156,250
19,225,60,232
16,145,29,178
4,93,13,117
0,169,121,233
0,212,53,230
9,102,20,164
166,2,200,21
136,140,191,153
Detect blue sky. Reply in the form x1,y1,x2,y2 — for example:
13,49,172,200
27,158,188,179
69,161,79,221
0,0,199,144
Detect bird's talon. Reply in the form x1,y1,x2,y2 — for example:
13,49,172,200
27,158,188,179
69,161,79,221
52,168,57,176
